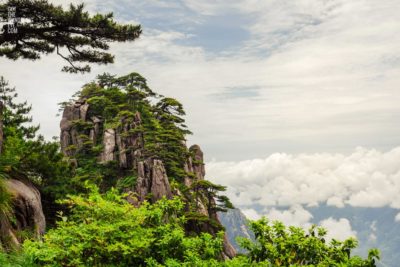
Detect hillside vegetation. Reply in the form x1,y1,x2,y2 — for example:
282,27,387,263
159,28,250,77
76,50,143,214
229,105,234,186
0,73,380,266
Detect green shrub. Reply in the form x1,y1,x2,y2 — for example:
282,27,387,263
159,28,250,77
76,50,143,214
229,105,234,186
0,251,37,267
236,218,380,267
24,187,224,267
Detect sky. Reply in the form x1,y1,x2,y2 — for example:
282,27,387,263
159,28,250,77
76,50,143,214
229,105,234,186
1,0,400,239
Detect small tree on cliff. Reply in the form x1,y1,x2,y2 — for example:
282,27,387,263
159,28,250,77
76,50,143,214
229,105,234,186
191,180,234,213
0,0,141,73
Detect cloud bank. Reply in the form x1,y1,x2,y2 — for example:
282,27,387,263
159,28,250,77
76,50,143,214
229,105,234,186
208,146,400,238
208,146,400,210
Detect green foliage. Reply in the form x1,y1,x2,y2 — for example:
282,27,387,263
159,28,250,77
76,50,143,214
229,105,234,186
0,176,11,231
19,203,382,267
0,77,52,174
191,180,234,213
0,251,37,267
236,217,380,267
116,174,137,189
0,0,141,73
0,77,72,227
0,77,38,139
24,187,225,266
151,96,192,181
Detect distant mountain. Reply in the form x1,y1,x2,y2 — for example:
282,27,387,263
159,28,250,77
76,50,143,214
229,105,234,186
218,208,254,253
309,205,400,267
220,206,399,267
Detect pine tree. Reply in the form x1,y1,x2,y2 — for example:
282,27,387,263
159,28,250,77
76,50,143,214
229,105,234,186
0,76,38,140
0,77,71,210
0,0,141,73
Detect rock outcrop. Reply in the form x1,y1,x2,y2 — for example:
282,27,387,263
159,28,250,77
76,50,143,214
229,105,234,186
60,99,172,204
184,144,205,187
183,144,236,258
60,98,235,258
134,159,172,203
60,100,88,157
0,179,46,249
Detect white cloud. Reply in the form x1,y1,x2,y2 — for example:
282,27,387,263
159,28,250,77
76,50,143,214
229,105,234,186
266,205,313,228
326,196,345,208
319,217,357,241
110,29,204,63
207,147,400,210
241,208,261,221
240,205,356,242
395,213,400,222
368,221,377,241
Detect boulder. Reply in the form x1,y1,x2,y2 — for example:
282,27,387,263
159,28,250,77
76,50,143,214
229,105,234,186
0,179,45,248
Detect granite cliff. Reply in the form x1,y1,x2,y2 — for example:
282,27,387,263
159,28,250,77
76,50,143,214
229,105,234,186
58,73,236,258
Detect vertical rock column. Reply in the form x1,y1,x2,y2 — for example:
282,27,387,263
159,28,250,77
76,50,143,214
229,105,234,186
100,129,116,162
60,100,90,157
185,144,236,259
133,159,173,203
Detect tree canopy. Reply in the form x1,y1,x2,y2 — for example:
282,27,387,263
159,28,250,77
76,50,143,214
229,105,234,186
0,0,141,73
235,218,380,267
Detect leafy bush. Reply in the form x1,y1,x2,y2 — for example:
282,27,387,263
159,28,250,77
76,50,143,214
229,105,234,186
236,217,380,267
24,187,225,267
0,251,37,267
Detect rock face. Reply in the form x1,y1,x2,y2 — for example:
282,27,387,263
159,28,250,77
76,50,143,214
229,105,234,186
0,179,46,248
134,159,172,203
183,144,206,187
60,98,235,258
60,99,172,204
189,145,205,180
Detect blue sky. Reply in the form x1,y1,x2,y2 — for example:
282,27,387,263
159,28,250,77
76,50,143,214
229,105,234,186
1,0,400,241
0,0,400,160
2,0,399,161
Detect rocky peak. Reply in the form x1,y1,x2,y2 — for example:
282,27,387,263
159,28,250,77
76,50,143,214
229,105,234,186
59,94,235,258
60,99,171,204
